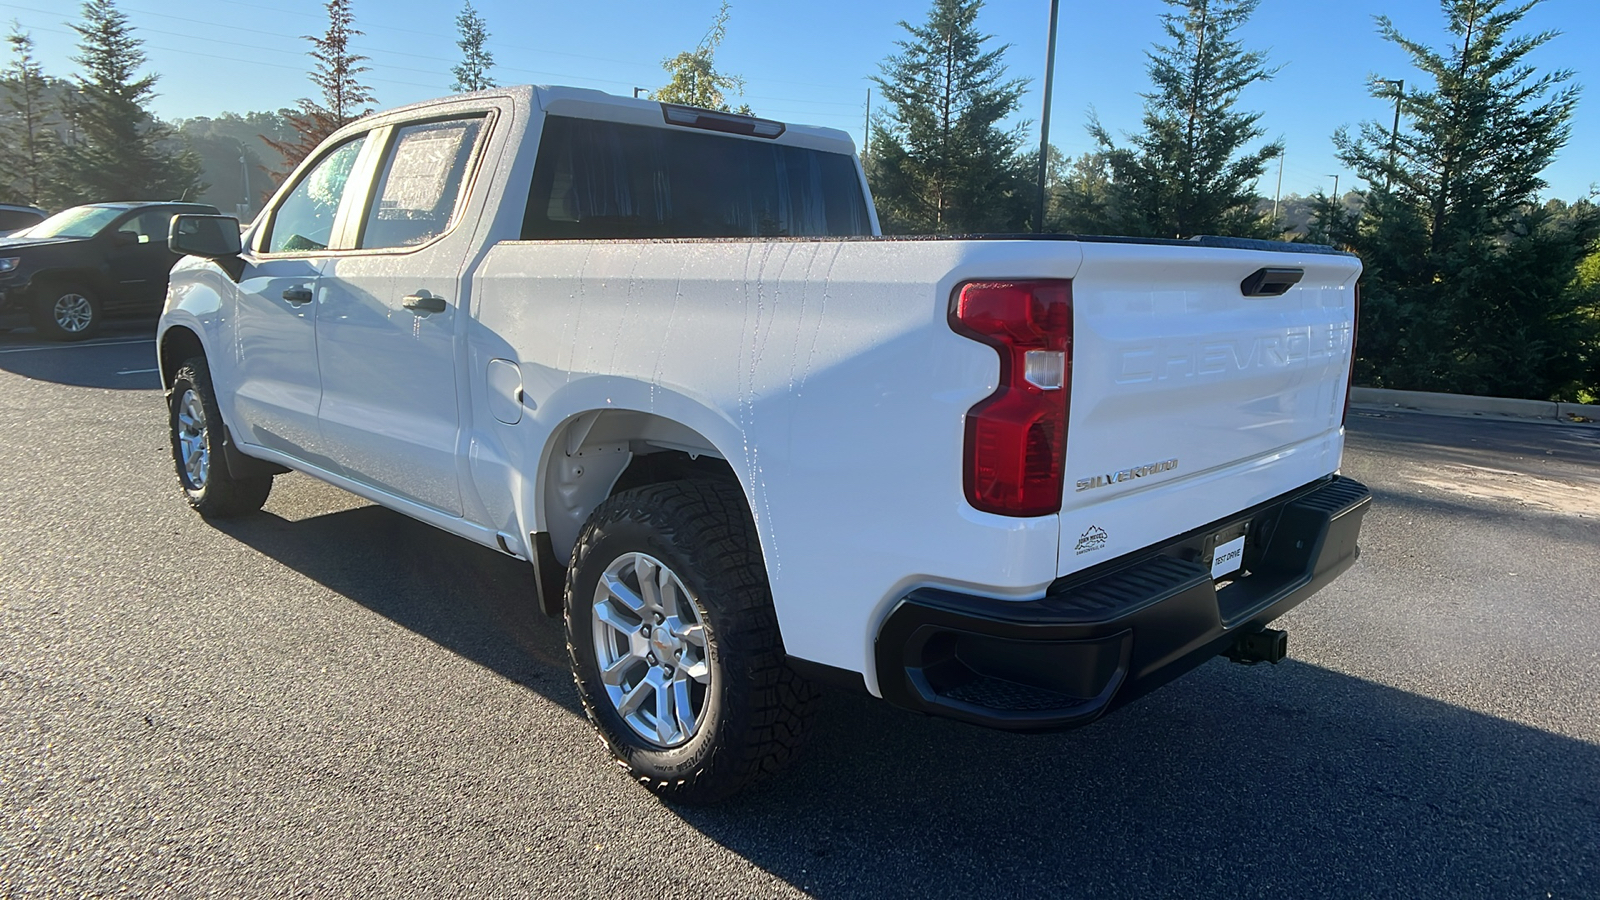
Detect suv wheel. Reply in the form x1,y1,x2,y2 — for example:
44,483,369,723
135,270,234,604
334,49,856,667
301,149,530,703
33,284,101,341
565,479,816,803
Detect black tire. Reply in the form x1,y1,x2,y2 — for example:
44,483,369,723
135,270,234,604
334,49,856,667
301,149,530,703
565,479,816,804
31,283,102,341
168,356,272,518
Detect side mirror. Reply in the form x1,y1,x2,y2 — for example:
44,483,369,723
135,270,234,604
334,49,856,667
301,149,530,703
113,230,139,247
169,214,243,258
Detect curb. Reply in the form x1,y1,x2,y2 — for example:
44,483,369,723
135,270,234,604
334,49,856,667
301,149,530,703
1351,387,1600,427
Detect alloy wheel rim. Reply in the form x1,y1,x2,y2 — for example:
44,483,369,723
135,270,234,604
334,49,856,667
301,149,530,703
591,551,712,747
176,389,209,489
52,294,93,332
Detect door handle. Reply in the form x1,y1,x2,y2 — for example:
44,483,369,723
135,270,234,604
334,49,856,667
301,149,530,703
282,287,314,305
402,293,448,315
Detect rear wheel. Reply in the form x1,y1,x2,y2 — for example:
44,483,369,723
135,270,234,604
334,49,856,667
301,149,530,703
169,356,272,517
32,284,101,341
565,479,815,803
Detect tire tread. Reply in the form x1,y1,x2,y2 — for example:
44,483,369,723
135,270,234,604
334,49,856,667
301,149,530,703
564,478,816,803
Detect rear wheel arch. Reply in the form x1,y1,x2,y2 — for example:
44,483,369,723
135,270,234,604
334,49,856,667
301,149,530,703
532,409,746,617
540,409,741,563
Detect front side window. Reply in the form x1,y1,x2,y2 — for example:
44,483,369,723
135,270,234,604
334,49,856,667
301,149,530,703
359,117,486,249
264,136,368,254
522,116,872,240
119,209,176,245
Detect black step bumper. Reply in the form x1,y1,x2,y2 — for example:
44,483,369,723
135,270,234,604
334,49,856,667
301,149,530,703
874,475,1371,731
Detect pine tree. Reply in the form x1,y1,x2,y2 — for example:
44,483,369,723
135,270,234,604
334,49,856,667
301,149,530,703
652,2,749,114
49,0,202,206
1,24,53,206
867,0,1029,234
1323,0,1596,399
1090,0,1281,238
265,0,375,182
1046,152,1117,234
451,1,495,93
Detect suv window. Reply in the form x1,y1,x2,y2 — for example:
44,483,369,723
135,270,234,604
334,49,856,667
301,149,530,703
0,209,43,232
119,209,175,245
359,117,486,249
263,136,368,254
522,116,872,240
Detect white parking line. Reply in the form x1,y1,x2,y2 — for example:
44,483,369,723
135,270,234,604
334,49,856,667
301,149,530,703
0,338,153,355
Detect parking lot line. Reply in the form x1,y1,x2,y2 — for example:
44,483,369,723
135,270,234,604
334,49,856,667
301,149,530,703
0,338,153,355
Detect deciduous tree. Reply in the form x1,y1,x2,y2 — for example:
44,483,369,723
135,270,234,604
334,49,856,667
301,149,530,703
652,2,748,114
265,0,375,182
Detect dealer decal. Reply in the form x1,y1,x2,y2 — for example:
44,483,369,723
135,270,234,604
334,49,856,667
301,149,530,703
1075,525,1109,555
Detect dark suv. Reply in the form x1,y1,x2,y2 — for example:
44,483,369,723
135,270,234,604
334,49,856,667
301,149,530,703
0,201,220,340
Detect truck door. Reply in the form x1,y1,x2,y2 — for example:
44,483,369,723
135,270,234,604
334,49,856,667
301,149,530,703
313,115,490,517
230,134,370,463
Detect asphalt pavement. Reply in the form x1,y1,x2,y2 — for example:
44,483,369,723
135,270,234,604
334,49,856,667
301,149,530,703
2,325,1597,899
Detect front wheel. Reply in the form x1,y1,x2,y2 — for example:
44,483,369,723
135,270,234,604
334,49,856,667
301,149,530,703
169,356,272,517
32,284,101,341
565,479,815,804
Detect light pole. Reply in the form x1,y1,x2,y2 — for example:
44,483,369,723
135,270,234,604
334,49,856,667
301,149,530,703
230,138,252,219
1327,174,1339,202
1376,78,1404,189
1035,0,1060,234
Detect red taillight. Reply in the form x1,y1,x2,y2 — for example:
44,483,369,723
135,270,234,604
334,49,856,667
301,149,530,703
1343,282,1361,427
951,280,1073,517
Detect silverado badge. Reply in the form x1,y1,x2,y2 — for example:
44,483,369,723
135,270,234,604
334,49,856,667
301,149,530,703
1076,458,1179,493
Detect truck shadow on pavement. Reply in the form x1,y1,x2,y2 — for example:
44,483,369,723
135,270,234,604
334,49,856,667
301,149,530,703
212,502,582,715
214,494,1599,900
696,664,1600,899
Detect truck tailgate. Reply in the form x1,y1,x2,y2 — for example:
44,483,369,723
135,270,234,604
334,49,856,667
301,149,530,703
1059,242,1360,577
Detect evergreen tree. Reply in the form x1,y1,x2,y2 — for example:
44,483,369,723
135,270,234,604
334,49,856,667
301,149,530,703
451,1,495,93
867,0,1030,234
1090,0,1281,238
265,0,375,182
1046,152,1116,234
1,24,53,206
50,0,202,206
652,2,749,114
1323,0,1597,399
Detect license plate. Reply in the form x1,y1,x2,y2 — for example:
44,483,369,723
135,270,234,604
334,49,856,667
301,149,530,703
1211,535,1246,580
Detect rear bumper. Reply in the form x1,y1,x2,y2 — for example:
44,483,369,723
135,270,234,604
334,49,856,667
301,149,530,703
874,475,1371,731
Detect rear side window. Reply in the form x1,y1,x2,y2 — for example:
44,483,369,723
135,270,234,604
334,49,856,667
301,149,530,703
359,117,486,249
0,209,43,231
522,115,871,240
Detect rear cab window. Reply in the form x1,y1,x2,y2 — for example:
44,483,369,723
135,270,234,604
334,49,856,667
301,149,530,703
522,115,872,240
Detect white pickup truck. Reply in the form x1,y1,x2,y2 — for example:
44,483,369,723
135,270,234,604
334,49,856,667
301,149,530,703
157,85,1370,802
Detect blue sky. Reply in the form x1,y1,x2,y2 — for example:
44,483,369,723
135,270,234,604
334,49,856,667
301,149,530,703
2,0,1596,201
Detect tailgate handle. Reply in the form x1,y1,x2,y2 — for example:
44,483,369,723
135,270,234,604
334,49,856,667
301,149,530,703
1240,267,1303,297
